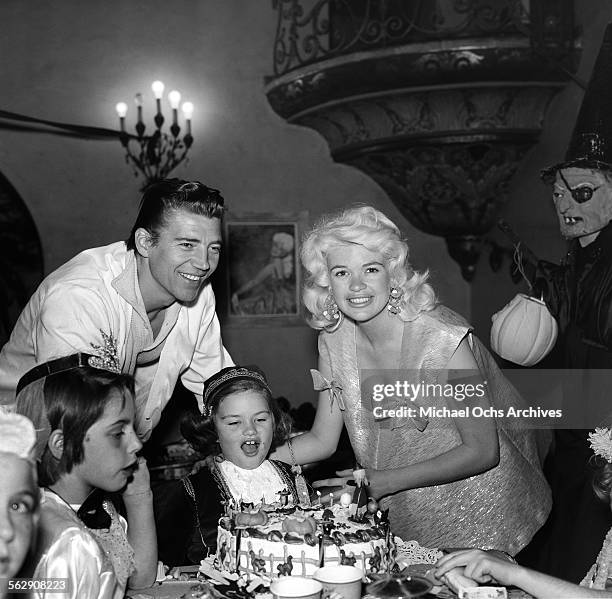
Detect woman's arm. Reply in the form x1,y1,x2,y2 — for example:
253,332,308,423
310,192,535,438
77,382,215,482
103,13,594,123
123,458,158,590
270,355,344,465
436,550,612,599
366,337,500,499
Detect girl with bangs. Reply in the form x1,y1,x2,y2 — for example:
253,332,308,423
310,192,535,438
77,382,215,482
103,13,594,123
15,356,157,599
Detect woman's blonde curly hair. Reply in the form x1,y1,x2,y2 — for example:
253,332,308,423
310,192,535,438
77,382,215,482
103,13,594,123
301,205,437,330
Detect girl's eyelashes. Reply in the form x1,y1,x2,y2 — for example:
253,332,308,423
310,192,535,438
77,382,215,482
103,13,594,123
10,496,34,514
109,425,126,439
223,417,269,426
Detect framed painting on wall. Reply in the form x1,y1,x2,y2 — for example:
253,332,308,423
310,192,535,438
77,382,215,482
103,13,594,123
223,211,308,326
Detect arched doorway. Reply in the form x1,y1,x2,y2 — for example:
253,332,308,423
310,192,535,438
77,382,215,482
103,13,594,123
0,172,43,346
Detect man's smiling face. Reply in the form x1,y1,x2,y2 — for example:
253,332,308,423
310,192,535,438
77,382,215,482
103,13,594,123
137,208,222,308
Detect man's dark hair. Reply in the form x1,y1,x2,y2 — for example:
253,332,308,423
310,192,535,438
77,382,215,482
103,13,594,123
126,179,225,251
38,367,135,487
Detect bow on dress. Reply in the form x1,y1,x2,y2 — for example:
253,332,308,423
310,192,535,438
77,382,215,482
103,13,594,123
310,369,345,411
311,368,428,432
77,488,111,529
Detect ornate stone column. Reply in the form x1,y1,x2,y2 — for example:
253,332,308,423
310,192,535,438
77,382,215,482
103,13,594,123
265,0,579,279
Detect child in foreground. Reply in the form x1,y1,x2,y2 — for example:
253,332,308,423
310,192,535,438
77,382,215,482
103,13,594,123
155,365,300,566
0,411,39,599
435,425,612,597
15,354,157,598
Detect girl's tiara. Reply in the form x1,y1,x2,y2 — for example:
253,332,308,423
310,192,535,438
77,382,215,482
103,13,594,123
16,330,121,394
203,365,270,417
14,335,124,463
589,427,612,463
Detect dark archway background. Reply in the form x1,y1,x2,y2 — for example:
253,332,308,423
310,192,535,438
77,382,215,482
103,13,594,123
0,172,43,347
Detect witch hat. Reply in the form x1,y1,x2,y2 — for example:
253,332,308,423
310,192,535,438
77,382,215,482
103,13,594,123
542,23,612,181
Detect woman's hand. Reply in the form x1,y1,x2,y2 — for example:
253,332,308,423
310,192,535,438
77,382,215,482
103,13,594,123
312,467,391,502
435,549,520,587
363,468,395,499
123,456,152,500
312,468,354,502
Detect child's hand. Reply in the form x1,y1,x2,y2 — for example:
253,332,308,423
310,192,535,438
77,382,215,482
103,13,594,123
435,549,519,587
123,456,152,499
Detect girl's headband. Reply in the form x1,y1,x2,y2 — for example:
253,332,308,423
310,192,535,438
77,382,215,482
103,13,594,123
15,339,122,461
203,365,271,417
16,332,121,395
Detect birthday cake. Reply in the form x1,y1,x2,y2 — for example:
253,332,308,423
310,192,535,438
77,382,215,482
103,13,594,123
214,502,395,578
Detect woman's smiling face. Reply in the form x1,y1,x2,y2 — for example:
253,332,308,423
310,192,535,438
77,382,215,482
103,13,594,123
214,391,274,470
326,243,391,324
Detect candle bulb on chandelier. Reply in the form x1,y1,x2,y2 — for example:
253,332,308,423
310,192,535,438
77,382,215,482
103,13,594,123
182,102,193,136
168,90,181,127
134,93,145,137
134,93,143,125
115,102,127,133
151,80,165,129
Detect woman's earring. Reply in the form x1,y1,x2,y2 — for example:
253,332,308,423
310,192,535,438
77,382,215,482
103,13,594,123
322,292,343,331
387,287,403,315
323,293,340,322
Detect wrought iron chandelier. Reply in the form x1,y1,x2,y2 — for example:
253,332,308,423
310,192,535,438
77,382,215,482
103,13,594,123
115,81,194,189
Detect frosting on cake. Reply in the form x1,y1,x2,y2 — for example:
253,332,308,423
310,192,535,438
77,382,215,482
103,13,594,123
215,504,395,578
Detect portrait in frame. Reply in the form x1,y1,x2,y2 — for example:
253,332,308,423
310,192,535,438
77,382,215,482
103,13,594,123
223,211,308,326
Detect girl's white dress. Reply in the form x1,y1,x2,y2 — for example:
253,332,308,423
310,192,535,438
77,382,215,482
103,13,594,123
29,490,128,599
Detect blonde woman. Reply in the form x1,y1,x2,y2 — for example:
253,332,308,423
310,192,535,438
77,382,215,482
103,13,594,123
273,205,551,556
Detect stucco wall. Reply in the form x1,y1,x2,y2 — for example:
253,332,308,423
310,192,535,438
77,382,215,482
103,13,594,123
3,1,610,409
0,0,468,408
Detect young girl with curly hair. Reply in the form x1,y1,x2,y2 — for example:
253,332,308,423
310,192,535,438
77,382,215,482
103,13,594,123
155,365,299,566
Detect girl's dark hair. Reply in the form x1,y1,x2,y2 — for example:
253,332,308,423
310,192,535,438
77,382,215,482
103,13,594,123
126,179,225,251
592,454,612,503
181,378,291,458
38,367,135,486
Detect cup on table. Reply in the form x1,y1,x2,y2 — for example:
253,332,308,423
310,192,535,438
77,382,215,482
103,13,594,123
313,565,363,599
270,576,322,599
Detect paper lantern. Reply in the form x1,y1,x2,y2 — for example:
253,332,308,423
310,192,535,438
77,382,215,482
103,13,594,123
490,293,558,367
